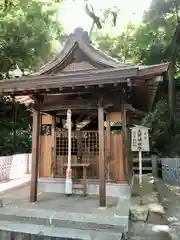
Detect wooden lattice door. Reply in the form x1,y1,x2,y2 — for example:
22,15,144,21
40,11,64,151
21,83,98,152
55,129,99,179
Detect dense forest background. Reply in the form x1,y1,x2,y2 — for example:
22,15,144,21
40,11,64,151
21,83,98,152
0,0,179,157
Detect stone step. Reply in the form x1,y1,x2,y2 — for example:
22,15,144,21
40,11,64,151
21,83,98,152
0,220,123,240
0,206,127,234
129,222,171,240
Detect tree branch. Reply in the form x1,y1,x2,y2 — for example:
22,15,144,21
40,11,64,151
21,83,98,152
174,0,179,22
85,3,102,29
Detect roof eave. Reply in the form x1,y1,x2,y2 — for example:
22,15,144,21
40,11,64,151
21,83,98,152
0,67,138,94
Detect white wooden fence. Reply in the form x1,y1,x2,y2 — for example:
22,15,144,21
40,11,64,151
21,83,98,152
0,153,31,181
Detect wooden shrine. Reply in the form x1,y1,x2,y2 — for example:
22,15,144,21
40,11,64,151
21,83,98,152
0,28,169,207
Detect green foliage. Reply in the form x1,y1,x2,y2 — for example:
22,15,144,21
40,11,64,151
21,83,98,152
150,0,180,19
95,23,137,64
141,100,169,155
140,0,180,156
0,0,64,156
0,97,32,155
94,1,180,156
0,0,64,75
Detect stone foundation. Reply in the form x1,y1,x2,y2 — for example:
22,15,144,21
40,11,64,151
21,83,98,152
38,178,131,198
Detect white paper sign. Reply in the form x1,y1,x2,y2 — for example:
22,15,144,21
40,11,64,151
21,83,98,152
130,126,150,152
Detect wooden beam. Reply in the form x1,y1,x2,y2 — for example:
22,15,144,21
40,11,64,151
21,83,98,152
38,101,114,112
138,63,169,77
125,104,147,116
0,67,137,93
98,99,106,207
54,109,97,115
12,85,122,96
30,108,40,202
30,95,44,104
38,94,120,112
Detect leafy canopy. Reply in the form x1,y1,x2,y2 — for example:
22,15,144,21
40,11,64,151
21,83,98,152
0,0,64,77
93,1,180,156
0,0,65,155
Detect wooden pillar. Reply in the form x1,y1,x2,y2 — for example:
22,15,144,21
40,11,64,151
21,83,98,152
98,102,106,207
39,114,53,177
30,109,40,202
51,116,56,177
167,67,175,129
109,111,125,183
106,112,111,181
127,112,133,182
121,92,128,182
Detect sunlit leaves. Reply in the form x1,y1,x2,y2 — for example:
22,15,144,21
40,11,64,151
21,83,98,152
0,0,64,156
0,0,64,74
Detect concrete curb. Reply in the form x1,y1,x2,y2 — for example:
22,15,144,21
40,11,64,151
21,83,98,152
0,220,123,240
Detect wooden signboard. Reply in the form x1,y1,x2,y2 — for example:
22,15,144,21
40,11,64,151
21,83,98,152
131,126,150,152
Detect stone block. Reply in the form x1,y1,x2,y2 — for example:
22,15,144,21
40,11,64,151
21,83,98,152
38,178,130,198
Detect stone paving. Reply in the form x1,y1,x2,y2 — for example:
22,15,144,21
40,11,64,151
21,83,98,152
0,183,128,239
0,174,176,240
0,184,118,215
155,178,180,240
129,174,172,240
0,175,30,193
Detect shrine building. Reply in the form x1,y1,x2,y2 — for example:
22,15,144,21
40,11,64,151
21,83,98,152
0,28,169,207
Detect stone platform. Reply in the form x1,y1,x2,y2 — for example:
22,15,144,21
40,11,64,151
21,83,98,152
0,183,130,239
38,177,131,197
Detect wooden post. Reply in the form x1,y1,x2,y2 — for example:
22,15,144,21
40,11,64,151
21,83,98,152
127,111,133,180
30,109,40,202
65,109,72,195
51,116,56,177
167,67,175,130
98,102,106,207
83,166,87,196
106,112,111,181
151,155,158,178
121,90,128,182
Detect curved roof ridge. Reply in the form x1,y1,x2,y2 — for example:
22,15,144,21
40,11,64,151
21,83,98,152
33,28,131,75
